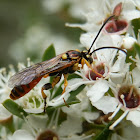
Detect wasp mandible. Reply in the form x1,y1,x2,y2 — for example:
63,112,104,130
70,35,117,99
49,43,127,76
8,15,127,112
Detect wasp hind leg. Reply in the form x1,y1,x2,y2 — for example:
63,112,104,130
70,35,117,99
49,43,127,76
41,74,62,113
62,74,70,108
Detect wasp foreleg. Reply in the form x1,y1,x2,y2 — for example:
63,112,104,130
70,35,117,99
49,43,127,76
81,58,103,78
41,74,62,113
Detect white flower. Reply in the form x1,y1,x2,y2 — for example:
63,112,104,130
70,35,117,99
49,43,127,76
121,34,137,49
9,110,94,140
66,0,140,51
111,121,140,140
0,104,13,139
9,130,34,140
62,91,99,123
52,45,128,117
0,104,12,122
0,58,46,113
67,0,140,32
84,47,128,110
0,67,15,103
107,67,140,129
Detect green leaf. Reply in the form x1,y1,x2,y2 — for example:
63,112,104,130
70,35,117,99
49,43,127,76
131,18,140,39
66,84,85,104
125,46,136,71
46,85,85,113
134,42,140,59
94,122,112,140
52,83,63,99
67,73,81,80
3,99,28,119
42,44,56,61
51,73,82,99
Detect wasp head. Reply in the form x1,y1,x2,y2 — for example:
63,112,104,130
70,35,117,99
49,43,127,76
82,50,93,64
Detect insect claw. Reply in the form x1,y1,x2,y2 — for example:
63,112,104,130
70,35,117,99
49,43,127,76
63,98,70,108
43,98,47,113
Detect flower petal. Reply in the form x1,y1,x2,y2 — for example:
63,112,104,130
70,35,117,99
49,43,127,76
26,114,48,129
132,67,140,87
83,112,99,122
93,96,118,114
127,110,140,127
0,104,12,121
111,51,126,73
80,33,96,47
11,130,34,140
24,108,43,114
58,116,82,137
86,80,109,102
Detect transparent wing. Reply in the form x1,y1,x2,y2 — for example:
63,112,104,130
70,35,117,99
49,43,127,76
8,54,76,88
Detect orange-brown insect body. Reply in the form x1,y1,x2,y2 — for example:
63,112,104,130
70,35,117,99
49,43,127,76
10,77,42,100
8,50,87,100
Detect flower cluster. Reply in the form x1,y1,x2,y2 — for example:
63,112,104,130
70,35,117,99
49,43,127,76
66,0,140,131
65,0,140,134
0,0,140,140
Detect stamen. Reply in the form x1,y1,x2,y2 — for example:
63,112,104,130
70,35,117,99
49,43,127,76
109,110,129,130
25,97,32,108
32,97,36,108
48,110,57,129
127,86,134,100
88,71,92,81
38,96,44,108
54,109,60,129
129,56,138,63
27,57,31,67
0,73,7,83
108,104,122,120
22,115,37,137
120,94,126,108
80,70,89,80
75,67,88,80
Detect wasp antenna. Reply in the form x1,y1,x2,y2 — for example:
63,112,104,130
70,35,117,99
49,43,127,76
88,15,114,54
90,46,127,55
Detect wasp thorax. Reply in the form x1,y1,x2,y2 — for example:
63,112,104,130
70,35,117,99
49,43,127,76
82,50,88,53
86,63,106,80
36,130,59,140
62,54,67,60
118,85,140,109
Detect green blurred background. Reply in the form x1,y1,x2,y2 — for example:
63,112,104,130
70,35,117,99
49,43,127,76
0,0,83,68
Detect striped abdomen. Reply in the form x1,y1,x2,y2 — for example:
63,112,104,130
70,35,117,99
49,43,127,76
10,77,42,100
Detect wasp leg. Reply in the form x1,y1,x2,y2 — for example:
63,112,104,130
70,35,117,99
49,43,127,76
41,74,62,113
81,58,103,78
62,74,70,107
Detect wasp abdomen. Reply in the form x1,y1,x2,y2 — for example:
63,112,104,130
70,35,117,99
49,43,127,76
10,77,42,100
